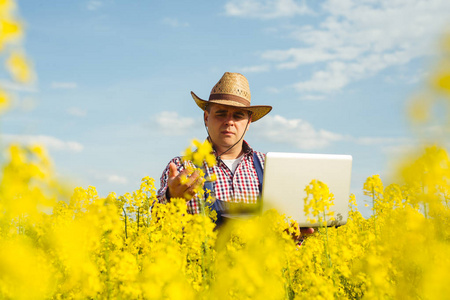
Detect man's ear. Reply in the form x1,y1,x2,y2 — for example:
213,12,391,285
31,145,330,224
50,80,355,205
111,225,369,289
204,110,209,127
247,113,253,129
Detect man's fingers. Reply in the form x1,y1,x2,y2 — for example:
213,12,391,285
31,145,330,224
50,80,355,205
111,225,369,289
192,176,205,190
169,166,191,185
168,162,179,179
168,166,206,201
187,170,200,183
182,174,206,199
184,172,204,191
300,227,315,235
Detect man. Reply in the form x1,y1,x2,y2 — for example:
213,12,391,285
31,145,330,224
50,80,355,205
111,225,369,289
157,72,313,236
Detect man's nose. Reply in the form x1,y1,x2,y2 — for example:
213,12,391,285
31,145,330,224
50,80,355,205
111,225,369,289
224,114,235,125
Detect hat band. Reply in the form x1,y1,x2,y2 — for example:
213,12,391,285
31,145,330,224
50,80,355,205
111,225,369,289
209,93,250,106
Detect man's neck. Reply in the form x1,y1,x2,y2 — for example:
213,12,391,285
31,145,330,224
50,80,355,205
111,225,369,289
215,142,245,160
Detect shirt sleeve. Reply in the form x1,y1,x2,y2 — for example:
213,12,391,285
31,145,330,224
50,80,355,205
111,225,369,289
156,156,184,204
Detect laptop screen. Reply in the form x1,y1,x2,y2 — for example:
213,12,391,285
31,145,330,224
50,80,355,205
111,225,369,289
261,152,352,227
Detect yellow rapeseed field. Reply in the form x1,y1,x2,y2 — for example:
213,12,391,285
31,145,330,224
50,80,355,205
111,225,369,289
1,1,450,299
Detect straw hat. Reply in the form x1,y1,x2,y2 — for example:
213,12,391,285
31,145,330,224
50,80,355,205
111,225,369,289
191,72,272,122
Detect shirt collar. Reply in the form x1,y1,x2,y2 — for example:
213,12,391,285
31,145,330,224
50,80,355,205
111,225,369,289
207,138,254,159
242,140,253,156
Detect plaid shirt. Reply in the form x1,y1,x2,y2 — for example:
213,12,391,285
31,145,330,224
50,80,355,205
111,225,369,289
157,141,265,215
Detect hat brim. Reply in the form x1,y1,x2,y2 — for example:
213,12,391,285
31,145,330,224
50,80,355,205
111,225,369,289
191,91,272,122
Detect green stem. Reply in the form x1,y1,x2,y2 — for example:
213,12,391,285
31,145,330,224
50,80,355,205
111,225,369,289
122,207,128,239
137,209,140,233
104,238,112,300
322,210,332,269
200,181,210,287
283,262,294,300
422,184,428,219
372,188,377,239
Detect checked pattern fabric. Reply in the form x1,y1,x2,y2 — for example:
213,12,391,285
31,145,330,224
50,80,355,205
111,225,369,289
157,141,265,215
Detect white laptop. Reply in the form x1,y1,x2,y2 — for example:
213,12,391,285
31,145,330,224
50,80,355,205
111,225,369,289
261,152,352,227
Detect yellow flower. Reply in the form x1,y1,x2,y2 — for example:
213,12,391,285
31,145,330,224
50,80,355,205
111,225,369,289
182,138,216,168
0,88,10,113
408,94,431,123
363,175,384,198
304,179,335,225
430,58,450,95
7,51,33,83
0,19,22,49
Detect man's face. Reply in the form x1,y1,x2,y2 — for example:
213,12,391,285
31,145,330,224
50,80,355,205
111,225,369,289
204,104,252,152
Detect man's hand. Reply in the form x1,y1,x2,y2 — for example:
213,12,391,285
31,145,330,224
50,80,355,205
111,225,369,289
300,227,314,238
291,227,314,245
285,222,315,243
167,162,204,201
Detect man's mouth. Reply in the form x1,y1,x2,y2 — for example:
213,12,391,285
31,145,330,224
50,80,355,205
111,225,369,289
221,130,234,135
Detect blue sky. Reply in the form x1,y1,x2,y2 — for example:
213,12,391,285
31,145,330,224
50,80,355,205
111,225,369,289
3,0,450,216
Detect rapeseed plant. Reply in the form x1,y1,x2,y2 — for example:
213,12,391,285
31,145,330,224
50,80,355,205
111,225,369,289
304,179,335,269
0,95,449,300
1,0,450,298
304,179,335,226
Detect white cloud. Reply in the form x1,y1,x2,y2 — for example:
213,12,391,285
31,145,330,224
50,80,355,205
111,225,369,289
256,0,450,93
354,136,415,156
107,175,128,184
224,0,312,19
300,94,326,100
266,86,281,94
252,114,346,149
385,69,430,85
51,82,78,89
2,134,84,152
67,107,87,117
87,0,103,11
383,141,450,158
419,125,450,136
262,47,337,69
237,64,270,73
252,114,414,150
381,144,417,156
355,136,411,146
161,17,189,28
294,61,350,92
91,172,128,185
0,80,38,93
154,111,197,136
292,49,424,92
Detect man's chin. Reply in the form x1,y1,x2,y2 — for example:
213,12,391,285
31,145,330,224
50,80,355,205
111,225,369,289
218,135,236,143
